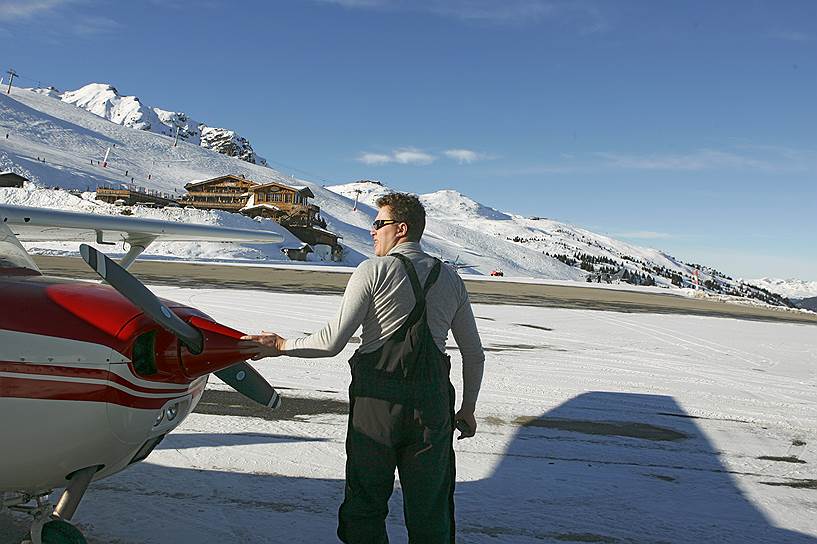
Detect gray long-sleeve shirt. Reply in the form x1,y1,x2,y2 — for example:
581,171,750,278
283,242,485,410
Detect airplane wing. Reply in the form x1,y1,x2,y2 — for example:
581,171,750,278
0,204,286,273
0,204,284,244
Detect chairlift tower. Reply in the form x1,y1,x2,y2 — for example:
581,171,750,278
353,189,362,211
5,69,17,94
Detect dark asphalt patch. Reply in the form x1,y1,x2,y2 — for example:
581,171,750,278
645,473,677,482
462,526,619,543
514,416,688,442
760,479,817,489
195,389,348,422
32,256,817,324
514,323,553,331
657,412,752,424
483,343,568,352
757,456,806,464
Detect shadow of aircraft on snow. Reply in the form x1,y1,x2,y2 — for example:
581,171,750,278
15,391,811,544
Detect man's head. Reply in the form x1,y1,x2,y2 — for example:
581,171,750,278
371,192,426,256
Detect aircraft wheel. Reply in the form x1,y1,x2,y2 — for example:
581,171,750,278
40,519,87,544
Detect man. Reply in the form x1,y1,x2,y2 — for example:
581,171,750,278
239,192,485,543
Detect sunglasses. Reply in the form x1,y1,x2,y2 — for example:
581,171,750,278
372,219,399,230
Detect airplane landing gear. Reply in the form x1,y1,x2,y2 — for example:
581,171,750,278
12,466,98,544
39,519,86,544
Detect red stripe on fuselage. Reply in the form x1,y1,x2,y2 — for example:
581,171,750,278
0,375,206,410
1,376,173,409
0,361,191,394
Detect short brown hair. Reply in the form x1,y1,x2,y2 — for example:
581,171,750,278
376,192,426,242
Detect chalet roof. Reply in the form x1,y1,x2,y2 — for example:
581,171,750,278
241,203,283,212
184,174,259,190
311,226,341,238
0,171,29,183
251,181,315,199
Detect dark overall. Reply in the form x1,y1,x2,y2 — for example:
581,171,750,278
337,254,456,544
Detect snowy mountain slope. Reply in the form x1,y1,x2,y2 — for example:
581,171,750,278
328,182,798,305
0,87,368,264
316,184,583,279
0,85,806,307
58,83,265,165
330,181,689,284
746,278,817,300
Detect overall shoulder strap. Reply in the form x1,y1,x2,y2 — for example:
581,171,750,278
423,259,442,295
392,253,423,305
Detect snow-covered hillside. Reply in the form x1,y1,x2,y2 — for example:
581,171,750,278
746,278,817,300
56,83,265,165
327,181,796,306
0,84,807,307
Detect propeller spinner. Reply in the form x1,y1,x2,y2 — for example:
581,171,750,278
79,244,281,409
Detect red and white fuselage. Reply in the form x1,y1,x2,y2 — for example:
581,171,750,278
0,274,222,494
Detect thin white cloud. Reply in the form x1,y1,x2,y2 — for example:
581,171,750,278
770,30,814,43
594,150,770,171
0,0,69,20
616,231,673,240
508,145,816,176
393,148,435,164
72,15,119,35
316,0,607,29
443,148,489,164
357,148,436,165
321,0,388,6
358,152,393,165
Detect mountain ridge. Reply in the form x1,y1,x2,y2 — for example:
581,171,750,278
51,83,265,166
0,85,807,308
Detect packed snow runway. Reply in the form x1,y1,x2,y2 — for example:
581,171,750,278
3,287,816,543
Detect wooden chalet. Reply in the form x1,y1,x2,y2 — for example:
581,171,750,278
243,181,342,259
243,182,318,223
180,174,344,262
178,174,258,211
0,171,27,188
96,187,177,207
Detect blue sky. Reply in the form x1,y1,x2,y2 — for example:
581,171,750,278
2,0,815,279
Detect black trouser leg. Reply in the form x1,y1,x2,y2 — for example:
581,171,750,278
337,399,397,544
397,382,456,544
397,424,456,544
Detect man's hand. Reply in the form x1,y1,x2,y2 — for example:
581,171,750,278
454,407,477,440
238,332,287,360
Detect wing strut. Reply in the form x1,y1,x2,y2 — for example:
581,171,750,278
120,235,157,270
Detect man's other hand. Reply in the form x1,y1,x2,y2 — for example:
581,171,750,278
454,407,477,440
238,331,287,360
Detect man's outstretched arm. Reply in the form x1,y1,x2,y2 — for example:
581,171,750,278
239,261,374,359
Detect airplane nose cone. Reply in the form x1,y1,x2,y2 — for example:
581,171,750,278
177,316,248,380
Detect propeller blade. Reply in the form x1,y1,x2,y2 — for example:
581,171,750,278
81,244,281,409
216,363,282,409
79,244,204,354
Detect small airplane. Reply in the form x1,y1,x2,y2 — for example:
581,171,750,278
0,204,285,544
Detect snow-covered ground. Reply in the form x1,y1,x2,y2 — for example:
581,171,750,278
5,286,812,544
